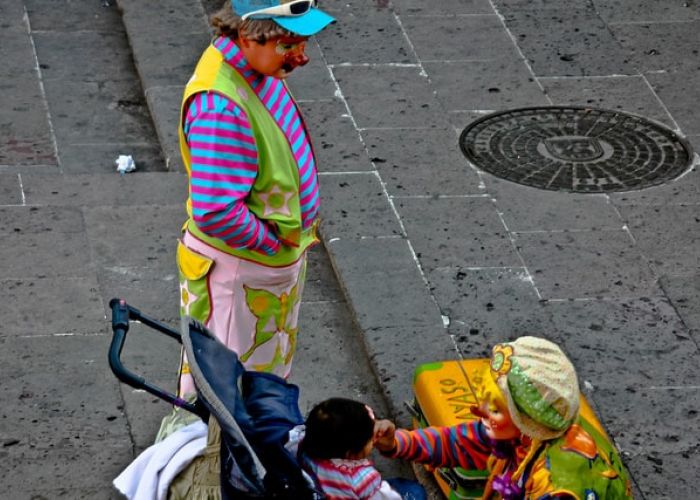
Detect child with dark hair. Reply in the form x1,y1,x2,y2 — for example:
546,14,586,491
301,398,425,500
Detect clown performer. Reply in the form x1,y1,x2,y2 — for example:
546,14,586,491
373,337,633,499
174,0,335,401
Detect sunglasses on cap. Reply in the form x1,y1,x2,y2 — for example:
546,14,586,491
241,0,318,20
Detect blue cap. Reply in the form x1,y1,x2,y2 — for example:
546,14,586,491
232,0,335,36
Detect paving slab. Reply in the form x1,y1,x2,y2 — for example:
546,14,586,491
488,177,624,231
58,143,166,174
0,76,56,166
345,94,448,129
424,58,549,112
447,110,495,134
315,9,414,65
361,127,483,196
44,79,158,145
622,445,700,500
0,0,26,28
593,0,700,23
0,173,23,205
319,172,401,240
302,244,346,304
609,165,700,206
22,172,187,206
0,207,96,279
609,21,700,73
592,386,700,458
32,31,136,83
0,19,40,80
331,65,448,128
116,0,209,35
448,310,562,358
321,0,395,16
127,32,210,91
0,334,133,494
325,237,443,331
145,85,186,172
0,76,50,134
396,196,521,271
546,297,696,387
25,0,126,32
539,75,676,129
502,7,635,77
297,99,374,173
99,267,180,324
660,274,700,342
83,205,182,274
0,276,105,336
450,314,561,361
115,0,209,173
514,229,660,299
427,266,552,344
391,0,494,15
645,69,700,136
492,0,582,9
12,487,122,500
0,135,56,167
401,14,518,62
332,64,434,100
617,204,700,277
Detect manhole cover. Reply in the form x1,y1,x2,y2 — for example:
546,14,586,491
459,106,694,193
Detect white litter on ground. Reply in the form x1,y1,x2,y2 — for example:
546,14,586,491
116,155,136,174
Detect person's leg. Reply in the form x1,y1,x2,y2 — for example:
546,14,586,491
178,232,308,393
386,477,428,500
224,252,306,377
176,232,241,396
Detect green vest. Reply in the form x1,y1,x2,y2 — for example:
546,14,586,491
179,44,319,267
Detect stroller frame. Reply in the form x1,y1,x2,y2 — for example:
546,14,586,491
108,298,323,499
108,298,207,419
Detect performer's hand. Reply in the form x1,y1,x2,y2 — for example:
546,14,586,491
373,419,396,452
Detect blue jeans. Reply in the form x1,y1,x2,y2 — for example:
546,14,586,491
387,477,427,500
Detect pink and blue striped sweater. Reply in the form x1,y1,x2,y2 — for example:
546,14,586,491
183,36,319,256
307,458,400,500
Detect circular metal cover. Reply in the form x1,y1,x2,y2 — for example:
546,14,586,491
459,106,694,193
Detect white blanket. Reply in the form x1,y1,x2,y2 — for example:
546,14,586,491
113,420,208,500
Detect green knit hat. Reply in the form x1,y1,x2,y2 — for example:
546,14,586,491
490,336,580,441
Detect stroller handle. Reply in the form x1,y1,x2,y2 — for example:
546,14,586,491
108,298,207,418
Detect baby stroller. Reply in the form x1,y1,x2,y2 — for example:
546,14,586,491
108,298,323,499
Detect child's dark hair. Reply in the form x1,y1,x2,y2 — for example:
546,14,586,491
302,398,375,460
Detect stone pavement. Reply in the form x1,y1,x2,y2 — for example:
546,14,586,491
2,0,700,498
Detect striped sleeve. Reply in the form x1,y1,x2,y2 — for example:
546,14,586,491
350,464,383,499
184,91,280,255
390,422,491,471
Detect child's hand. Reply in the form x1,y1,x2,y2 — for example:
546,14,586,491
373,419,396,452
